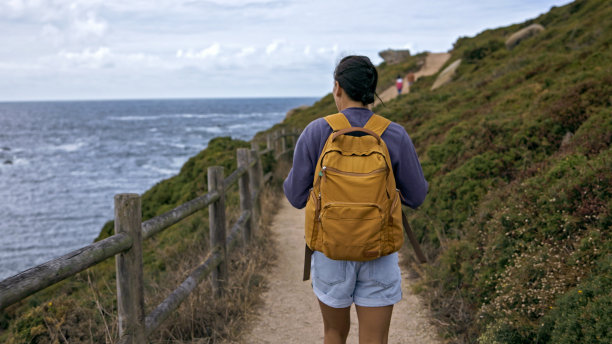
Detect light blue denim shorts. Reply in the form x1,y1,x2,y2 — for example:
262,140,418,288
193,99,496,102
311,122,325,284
311,251,402,308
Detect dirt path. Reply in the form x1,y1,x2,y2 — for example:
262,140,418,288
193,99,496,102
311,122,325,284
375,52,451,106
240,198,441,343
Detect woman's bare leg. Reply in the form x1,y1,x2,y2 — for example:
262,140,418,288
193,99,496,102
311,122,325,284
318,300,351,344
355,305,393,344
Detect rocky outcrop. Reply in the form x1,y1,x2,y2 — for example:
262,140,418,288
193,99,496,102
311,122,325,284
505,23,545,49
378,49,411,65
561,131,574,148
431,59,462,90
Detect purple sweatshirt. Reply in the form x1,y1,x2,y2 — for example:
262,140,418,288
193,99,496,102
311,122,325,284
283,107,428,209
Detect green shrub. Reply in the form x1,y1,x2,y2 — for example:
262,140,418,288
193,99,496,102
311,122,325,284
537,255,612,343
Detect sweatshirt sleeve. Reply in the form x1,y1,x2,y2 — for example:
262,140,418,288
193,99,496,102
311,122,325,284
283,120,324,209
393,130,428,208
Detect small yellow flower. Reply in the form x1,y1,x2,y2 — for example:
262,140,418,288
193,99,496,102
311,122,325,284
578,290,582,294
48,302,52,307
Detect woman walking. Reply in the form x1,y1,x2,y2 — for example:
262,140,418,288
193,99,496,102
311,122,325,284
283,55,428,344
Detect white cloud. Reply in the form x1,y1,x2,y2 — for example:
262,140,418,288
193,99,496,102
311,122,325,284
200,43,220,58
178,43,221,59
56,47,165,70
265,40,283,55
237,46,256,57
61,46,110,60
401,42,416,53
72,12,107,37
59,47,111,68
0,0,576,100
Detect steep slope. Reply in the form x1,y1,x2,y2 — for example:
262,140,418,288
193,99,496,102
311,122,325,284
274,0,612,342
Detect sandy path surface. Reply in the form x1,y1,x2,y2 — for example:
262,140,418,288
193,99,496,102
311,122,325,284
375,52,451,106
241,198,441,344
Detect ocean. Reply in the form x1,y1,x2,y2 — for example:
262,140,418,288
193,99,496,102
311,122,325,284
0,97,316,280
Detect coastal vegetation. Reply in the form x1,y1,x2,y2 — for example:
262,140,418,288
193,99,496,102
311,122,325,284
271,0,611,342
1,0,609,342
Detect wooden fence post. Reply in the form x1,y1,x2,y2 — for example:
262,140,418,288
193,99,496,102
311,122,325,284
280,128,287,154
208,166,227,296
286,128,294,150
266,134,273,153
248,149,261,232
251,140,264,193
237,149,252,245
275,132,282,157
115,194,145,344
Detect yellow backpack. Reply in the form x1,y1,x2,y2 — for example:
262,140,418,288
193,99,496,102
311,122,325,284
304,113,404,263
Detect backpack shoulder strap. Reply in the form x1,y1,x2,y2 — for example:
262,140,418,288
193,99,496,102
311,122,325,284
364,114,391,136
324,113,351,131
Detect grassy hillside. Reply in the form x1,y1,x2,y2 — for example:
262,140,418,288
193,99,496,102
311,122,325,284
272,0,612,342
2,1,609,342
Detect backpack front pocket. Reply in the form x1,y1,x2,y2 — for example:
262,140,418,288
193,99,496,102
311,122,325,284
320,203,384,260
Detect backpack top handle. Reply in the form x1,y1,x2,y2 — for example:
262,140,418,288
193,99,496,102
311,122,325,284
331,127,382,144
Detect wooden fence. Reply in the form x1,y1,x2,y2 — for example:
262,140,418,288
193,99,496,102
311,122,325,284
0,128,300,343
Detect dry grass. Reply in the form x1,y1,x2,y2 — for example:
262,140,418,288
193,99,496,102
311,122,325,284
143,164,288,343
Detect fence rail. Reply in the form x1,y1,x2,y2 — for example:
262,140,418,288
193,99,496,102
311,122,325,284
0,127,300,343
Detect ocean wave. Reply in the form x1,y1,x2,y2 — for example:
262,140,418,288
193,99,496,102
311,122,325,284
228,123,251,130
108,115,154,121
10,158,30,166
177,113,218,119
169,142,188,149
142,164,176,175
171,157,188,169
109,113,222,121
0,97,316,280
187,126,224,134
47,141,87,153
108,112,279,122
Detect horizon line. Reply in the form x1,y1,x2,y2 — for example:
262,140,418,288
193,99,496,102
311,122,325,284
0,94,323,104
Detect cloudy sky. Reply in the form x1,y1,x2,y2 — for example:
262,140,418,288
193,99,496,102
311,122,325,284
1,0,572,101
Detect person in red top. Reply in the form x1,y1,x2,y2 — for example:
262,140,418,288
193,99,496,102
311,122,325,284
395,75,403,94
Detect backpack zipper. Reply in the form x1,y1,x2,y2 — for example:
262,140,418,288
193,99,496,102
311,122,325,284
321,165,387,177
319,202,384,221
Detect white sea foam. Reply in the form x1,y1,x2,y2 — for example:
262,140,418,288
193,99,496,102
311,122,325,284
188,126,224,134
143,164,175,175
110,113,222,121
54,142,86,152
169,142,187,149
109,115,151,121
228,123,251,130
177,113,219,119
171,157,188,169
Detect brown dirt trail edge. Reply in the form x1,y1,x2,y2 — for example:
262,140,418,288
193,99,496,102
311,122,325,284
238,198,441,343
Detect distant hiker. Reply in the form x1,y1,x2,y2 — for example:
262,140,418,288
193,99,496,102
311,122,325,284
284,55,428,344
406,72,416,87
395,74,403,94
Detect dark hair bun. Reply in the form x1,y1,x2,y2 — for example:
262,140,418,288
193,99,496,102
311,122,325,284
334,55,378,105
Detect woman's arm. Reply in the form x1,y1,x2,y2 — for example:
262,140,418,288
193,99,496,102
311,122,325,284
389,125,428,208
283,120,327,209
